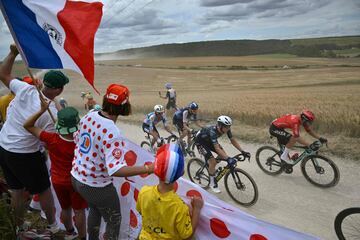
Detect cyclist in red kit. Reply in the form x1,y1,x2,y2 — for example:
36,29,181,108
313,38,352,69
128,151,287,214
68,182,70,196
269,110,327,164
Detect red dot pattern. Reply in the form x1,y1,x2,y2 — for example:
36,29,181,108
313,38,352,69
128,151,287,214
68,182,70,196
186,189,203,200
133,188,139,202
250,234,268,240
210,218,231,238
120,182,130,196
124,150,137,166
129,209,137,228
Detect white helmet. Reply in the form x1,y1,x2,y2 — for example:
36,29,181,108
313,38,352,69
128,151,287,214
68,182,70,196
154,105,165,113
217,115,232,126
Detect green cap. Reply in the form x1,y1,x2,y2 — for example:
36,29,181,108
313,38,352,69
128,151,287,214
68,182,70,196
43,70,69,89
55,107,80,135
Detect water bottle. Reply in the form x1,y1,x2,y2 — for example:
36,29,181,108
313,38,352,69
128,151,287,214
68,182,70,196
215,167,222,176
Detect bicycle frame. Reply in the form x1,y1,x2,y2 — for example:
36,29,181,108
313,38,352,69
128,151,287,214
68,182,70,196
276,142,322,168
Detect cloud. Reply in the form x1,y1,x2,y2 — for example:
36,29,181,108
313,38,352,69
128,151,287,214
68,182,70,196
0,0,359,58
200,0,253,7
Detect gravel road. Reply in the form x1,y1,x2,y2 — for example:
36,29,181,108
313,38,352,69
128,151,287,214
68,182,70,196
118,121,359,240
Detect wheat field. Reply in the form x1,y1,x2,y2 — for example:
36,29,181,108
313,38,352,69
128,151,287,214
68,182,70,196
7,55,360,159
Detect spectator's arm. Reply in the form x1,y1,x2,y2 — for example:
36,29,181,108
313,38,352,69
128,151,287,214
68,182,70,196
23,97,50,138
0,44,19,88
185,196,203,240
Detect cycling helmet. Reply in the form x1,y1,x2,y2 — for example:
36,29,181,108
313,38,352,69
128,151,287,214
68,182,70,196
189,102,199,110
217,115,232,126
301,110,315,122
154,144,184,184
154,104,165,113
165,83,172,89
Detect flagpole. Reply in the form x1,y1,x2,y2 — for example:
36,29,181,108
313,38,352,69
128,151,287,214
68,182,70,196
25,67,56,123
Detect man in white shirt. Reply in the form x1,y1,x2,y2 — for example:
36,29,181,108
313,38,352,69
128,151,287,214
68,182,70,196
0,44,69,236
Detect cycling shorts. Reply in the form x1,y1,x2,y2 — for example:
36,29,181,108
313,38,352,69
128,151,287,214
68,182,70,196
194,137,216,161
172,117,184,131
142,123,159,135
166,99,176,110
269,124,292,145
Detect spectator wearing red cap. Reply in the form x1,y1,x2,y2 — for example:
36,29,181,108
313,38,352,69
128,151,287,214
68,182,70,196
136,144,204,240
0,45,70,236
71,83,154,240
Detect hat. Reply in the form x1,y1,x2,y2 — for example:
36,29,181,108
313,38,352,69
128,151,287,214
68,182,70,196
165,83,172,89
154,144,184,184
22,76,35,85
105,84,130,106
43,70,69,89
55,107,80,135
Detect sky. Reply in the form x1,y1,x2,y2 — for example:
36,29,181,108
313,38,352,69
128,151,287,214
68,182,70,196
0,0,359,58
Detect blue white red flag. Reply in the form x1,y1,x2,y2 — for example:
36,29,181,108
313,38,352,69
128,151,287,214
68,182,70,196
0,0,103,91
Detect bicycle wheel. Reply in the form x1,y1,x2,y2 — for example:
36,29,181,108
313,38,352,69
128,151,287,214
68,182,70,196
256,146,283,175
140,141,153,153
187,158,210,189
224,168,258,207
301,154,340,188
334,207,360,240
167,135,178,143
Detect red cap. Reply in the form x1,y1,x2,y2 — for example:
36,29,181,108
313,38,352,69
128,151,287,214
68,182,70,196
22,76,34,85
105,84,130,105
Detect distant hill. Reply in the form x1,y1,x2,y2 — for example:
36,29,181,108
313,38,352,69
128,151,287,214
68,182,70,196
95,35,360,60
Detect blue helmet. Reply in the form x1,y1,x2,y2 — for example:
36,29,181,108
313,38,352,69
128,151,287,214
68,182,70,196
165,83,172,89
189,102,199,110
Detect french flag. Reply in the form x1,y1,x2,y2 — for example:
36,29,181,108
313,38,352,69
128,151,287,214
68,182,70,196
0,0,103,91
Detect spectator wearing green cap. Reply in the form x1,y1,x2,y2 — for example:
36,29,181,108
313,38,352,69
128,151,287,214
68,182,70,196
23,98,87,240
0,44,69,237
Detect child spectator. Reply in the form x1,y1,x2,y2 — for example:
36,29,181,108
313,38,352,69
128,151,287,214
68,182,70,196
136,144,204,240
24,99,87,240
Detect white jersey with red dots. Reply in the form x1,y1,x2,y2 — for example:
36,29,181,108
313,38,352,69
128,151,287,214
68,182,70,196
71,111,127,187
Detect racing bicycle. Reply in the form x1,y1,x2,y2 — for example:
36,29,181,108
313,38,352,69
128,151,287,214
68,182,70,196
334,207,360,240
187,153,258,206
140,133,175,154
167,129,199,157
256,139,340,188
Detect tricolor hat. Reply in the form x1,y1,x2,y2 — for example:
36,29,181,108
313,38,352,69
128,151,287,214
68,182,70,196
154,144,184,184
105,84,130,106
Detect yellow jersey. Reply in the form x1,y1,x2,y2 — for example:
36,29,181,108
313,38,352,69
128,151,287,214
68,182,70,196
136,185,193,240
0,93,15,121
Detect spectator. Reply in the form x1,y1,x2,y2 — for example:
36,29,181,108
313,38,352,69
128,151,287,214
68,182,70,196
24,101,87,240
159,83,177,112
0,76,34,126
136,144,203,239
0,44,69,237
86,94,96,111
71,83,154,240
59,97,68,109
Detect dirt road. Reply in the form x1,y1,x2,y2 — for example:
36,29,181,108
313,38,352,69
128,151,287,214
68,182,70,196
117,121,359,240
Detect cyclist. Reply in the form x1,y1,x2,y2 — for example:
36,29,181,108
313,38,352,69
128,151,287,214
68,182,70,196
269,110,328,164
142,105,176,150
172,102,202,151
194,115,250,193
159,83,177,111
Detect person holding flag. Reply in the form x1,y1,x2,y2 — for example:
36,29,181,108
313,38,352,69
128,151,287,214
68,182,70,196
0,44,69,237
